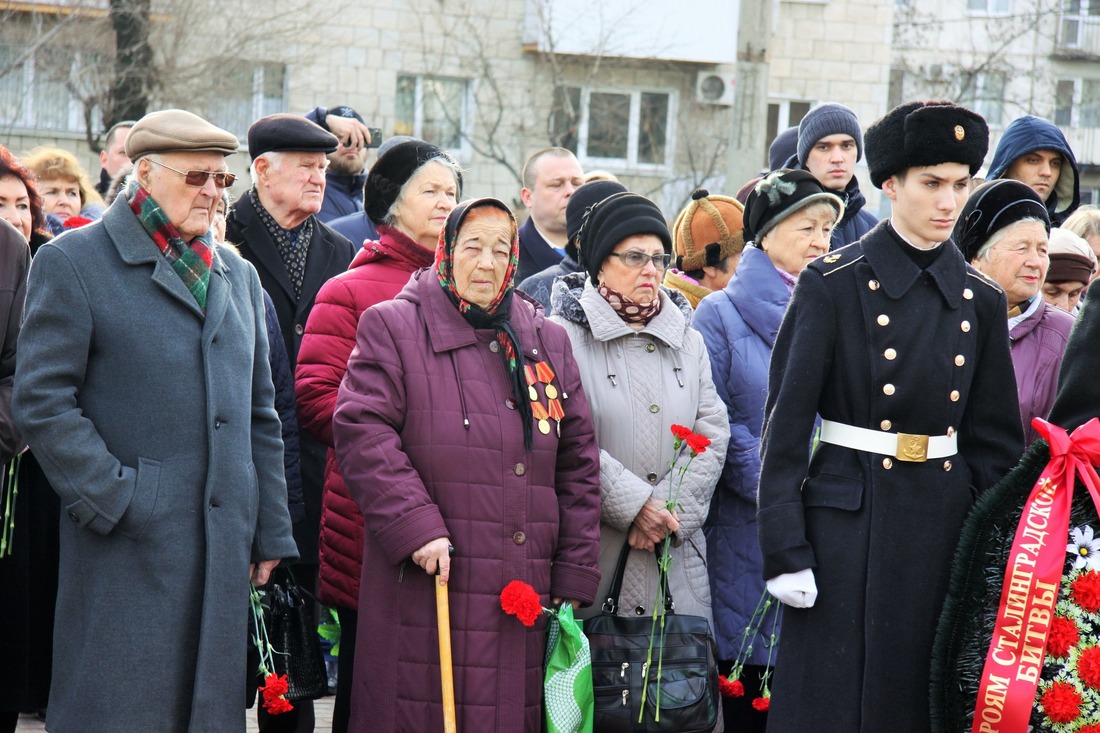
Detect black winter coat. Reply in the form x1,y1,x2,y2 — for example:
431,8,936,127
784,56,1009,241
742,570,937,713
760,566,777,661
757,221,1024,732
227,194,355,562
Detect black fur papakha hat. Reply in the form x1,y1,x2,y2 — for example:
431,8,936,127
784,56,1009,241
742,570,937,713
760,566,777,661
865,100,989,189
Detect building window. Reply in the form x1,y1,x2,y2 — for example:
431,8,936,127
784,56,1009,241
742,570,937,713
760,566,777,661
205,62,287,139
0,43,101,133
958,71,1006,127
968,0,1011,12
395,75,472,156
1055,78,1100,128
550,86,675,169
766,99,812,162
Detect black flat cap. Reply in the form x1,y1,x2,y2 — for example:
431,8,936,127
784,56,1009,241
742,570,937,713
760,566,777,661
247,113,339,160
865,100,989,188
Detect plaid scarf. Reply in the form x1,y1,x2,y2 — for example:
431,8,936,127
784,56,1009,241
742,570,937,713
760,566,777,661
435,199,532,451
127,179,214,310
249,188,313,299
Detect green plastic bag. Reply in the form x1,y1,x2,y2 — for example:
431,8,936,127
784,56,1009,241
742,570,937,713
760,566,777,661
544,604,594,733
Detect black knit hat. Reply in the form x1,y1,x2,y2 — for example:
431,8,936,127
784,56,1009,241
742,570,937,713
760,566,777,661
864,100,989,189
565,180,627,259
363,140,461,225
742,169,844,245
952,179,1050,262
577,192,672,286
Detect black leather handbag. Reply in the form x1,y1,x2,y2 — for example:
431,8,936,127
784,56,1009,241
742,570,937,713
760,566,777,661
584,540,719,733
248,568,328,704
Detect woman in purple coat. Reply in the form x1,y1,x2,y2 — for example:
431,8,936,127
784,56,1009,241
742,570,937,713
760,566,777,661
333,197,602,733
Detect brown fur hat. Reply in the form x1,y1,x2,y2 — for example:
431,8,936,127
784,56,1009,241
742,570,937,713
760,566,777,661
672,189,746,272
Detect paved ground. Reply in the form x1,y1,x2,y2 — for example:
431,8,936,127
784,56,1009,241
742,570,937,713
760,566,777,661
15,694,336,732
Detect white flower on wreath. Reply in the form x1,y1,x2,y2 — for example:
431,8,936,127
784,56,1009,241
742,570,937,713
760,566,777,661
1067,525,1100,572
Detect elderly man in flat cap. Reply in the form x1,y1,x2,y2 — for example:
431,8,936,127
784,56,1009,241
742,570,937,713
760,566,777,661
756,101,1024,732
12,109,298,732
226,113,355,731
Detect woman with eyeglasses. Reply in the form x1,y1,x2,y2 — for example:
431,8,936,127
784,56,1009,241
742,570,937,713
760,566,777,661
691,169,843,731
550,192,729,728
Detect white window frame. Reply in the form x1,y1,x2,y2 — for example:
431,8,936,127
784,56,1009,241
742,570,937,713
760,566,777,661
574,86,677,173
394,74,474,161
967,0,1012,14
206,62,288,139
958,71,1006,128
1055,77,1100,128
0,43,94,133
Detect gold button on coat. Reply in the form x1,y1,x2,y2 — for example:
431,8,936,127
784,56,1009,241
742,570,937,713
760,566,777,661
645,342,656,353
949,390,960,402
877,314,890,326
947,426,955,437
954,355,965,366
646,472,658,483
490,341,500,353
943,461,953,471
961,320,971,332
963,288,973,300
514,463,526,476
880,420,892,430
513,531,527,545
883,384,895,395
649,404,660,414
884,348,897,360
882,458,893,469
868,280,880,290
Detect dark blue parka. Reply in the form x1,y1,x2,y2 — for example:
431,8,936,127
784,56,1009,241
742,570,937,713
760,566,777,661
693,245,791,664
987,116,1080,226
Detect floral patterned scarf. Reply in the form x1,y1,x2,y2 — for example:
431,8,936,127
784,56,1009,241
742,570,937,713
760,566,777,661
434,198,532,451
127,178,214,311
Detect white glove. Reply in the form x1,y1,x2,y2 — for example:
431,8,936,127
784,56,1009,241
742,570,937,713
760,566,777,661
766,568,818,608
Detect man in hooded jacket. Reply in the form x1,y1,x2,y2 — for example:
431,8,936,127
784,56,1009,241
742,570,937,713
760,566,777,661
987,115,1081,227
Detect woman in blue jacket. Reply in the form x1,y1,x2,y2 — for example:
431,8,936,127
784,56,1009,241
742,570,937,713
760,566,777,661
693,169,842,731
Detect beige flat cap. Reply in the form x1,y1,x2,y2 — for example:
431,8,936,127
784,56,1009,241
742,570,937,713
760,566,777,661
125,109,239,159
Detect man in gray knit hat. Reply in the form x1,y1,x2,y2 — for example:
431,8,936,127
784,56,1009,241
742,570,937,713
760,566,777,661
790,102,878,249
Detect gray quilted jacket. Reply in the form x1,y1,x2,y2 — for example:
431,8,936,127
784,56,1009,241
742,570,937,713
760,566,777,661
550,272,729,623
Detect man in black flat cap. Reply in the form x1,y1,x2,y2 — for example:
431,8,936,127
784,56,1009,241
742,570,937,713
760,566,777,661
227,112,355,733
756,101,1024,732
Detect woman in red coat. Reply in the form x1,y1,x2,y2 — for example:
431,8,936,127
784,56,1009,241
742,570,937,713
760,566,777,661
295,140,460,732
332,198,601,732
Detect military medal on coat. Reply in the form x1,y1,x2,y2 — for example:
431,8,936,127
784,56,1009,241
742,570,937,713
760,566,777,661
525,363,565,436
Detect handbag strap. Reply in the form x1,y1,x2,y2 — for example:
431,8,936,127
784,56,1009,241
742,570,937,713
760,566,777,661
601,538,675,615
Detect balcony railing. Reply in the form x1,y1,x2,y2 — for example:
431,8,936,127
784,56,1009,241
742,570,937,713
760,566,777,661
1056,14,1100,57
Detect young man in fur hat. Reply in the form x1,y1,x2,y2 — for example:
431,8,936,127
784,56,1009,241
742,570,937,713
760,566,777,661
756,100,1025,732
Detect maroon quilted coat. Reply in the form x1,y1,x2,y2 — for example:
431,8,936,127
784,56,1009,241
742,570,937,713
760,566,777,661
333,268,602,733
296,226,433,609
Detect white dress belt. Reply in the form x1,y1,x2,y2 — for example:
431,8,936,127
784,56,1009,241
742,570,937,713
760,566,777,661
819,419,958,462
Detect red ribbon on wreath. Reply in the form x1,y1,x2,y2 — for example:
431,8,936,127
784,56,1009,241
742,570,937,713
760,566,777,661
971,417,1100,733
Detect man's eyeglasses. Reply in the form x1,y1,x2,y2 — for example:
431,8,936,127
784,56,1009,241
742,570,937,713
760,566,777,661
148,159,236,189
608,251,672,270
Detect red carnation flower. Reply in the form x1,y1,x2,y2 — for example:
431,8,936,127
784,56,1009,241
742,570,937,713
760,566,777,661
1040,680,1082,725
718,676,744,698
1072,570,1100,613
63,216,94,230
500,580,543,627
260,672,289,702
751,696,770,712
685,433,711,455
671,424,692,442
1079,723,1100,733
1047,615,1080,659
264,695,294,715
1078,645,1100,689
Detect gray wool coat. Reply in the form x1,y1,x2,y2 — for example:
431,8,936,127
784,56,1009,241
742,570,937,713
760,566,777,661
12,200,298,733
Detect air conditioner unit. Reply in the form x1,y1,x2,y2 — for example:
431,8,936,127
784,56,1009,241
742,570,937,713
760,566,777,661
696,71,736,106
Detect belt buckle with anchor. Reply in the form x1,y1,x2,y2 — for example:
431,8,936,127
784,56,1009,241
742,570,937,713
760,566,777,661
895,432,929,462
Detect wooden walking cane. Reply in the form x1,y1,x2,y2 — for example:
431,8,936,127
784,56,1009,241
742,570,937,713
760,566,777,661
436,545,457,733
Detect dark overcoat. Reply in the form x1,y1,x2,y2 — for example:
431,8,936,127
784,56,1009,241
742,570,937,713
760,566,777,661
227,192,355,562
333,270,602,733
12,201,298,733
756,221,1024,732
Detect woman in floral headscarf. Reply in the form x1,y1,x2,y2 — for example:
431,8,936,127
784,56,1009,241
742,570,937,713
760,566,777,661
333,197,602,733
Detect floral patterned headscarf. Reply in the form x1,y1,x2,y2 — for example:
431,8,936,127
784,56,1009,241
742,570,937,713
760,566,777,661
435,198,532,450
